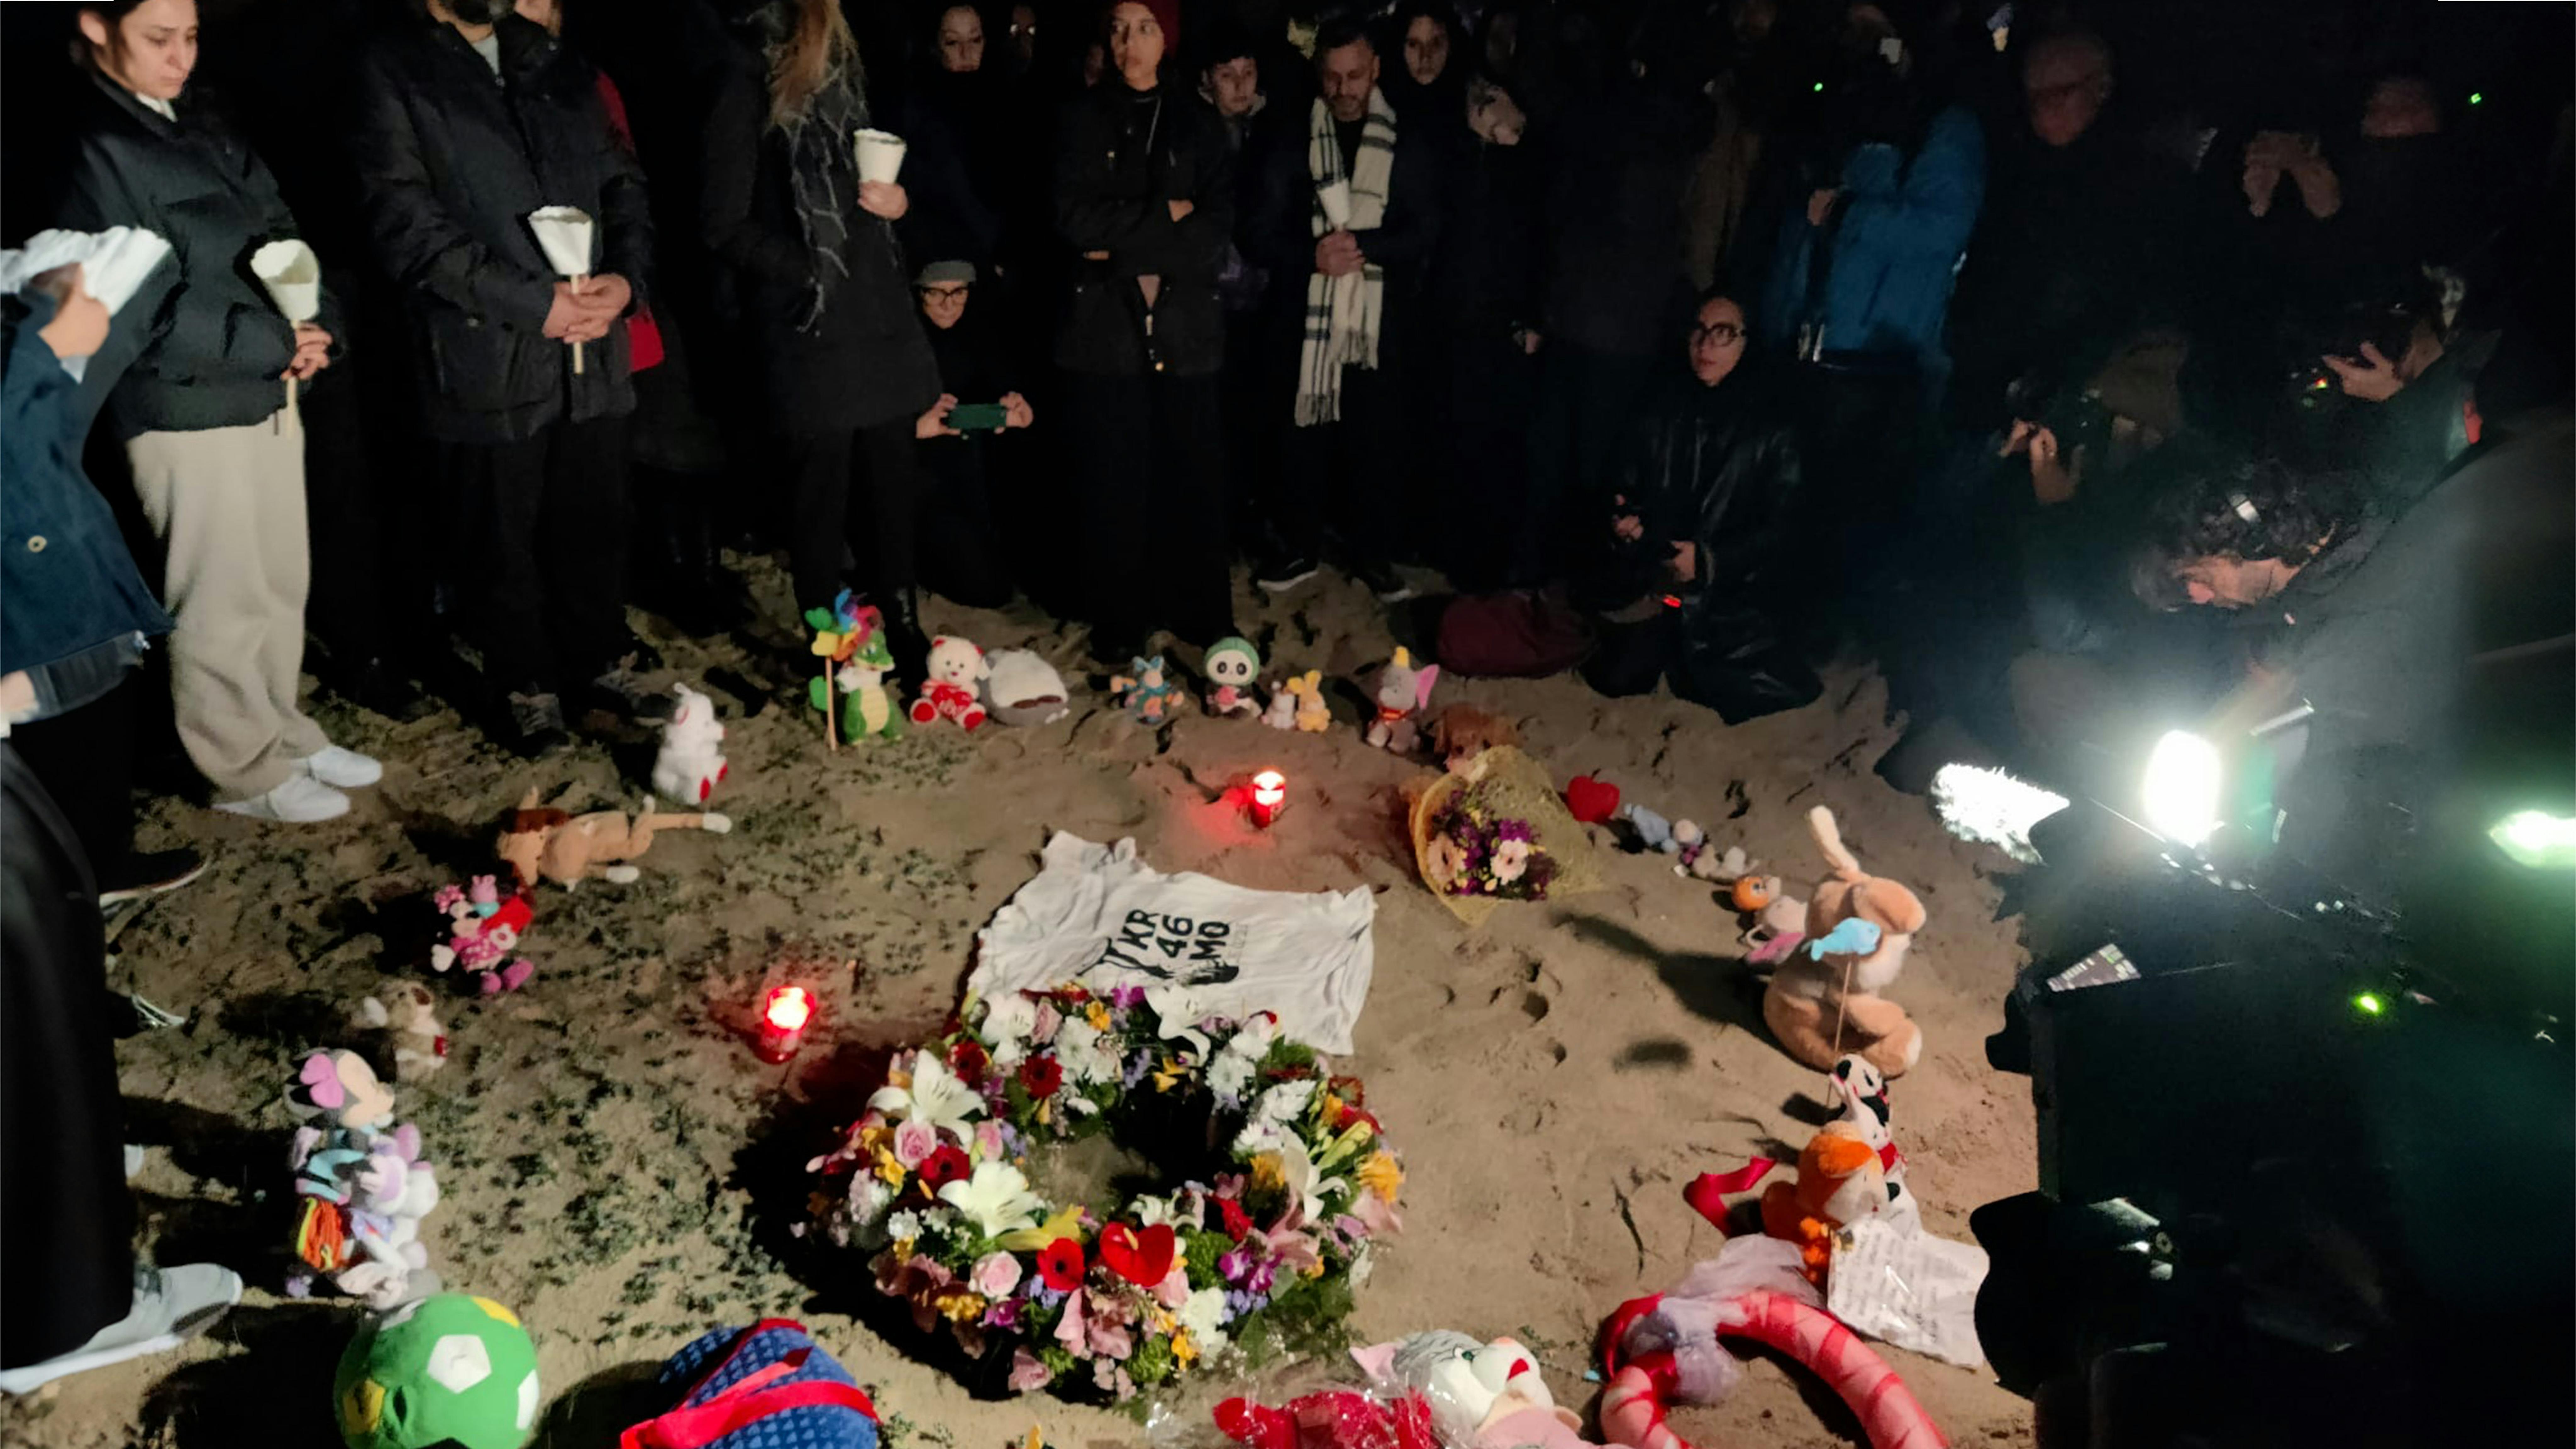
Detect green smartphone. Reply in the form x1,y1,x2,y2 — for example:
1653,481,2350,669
946,402,1008,433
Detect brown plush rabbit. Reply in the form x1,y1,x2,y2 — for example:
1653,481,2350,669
1761,806,1928,1079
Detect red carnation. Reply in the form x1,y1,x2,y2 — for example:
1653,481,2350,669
947,1039,991,1083
1018,1055,1064,1099
1216,1197,1253,1242
918,1144,970,1190
1038,1237,1085,1291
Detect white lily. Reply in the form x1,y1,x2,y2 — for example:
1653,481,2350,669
937,1161,1045,1239
1276,1133,1347,1225
1135,1194,1184,1230
1144,986,1211,1056
868,1051,983,1137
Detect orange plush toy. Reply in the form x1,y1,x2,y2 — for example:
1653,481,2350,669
1758,1124,1891,1283
1760,806,1930,1079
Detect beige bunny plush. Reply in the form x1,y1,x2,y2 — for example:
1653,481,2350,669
1761,806,1929,1079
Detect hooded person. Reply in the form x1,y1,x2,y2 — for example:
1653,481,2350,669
699,0,945,681
897,3,1008,273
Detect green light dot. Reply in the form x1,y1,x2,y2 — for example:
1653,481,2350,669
2469,92,2484,106
1813,81,1825,93
2354,992,2385,1016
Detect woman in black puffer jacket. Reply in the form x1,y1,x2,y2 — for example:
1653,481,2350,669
58,0,379,825
701,0,944,677
1053,0,1237,660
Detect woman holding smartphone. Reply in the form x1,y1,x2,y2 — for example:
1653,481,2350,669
1052,0,1237,663
60,0,380,823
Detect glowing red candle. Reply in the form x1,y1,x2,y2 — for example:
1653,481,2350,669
756,985,813,1063
1250,769,1287,828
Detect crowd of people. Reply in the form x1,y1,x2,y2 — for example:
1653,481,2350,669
1,0,2570,1397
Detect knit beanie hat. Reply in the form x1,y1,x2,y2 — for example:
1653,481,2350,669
1110,0,1180,52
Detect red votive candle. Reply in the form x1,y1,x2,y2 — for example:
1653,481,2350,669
1250,769,1287,828
756,985,813,1063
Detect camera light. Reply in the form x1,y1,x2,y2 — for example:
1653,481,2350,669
2352,991,2385,1017
2490,810,2576,869
2140,730,2223,849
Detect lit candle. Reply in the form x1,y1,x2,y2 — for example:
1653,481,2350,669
756,985,814,1063
1250,769,1286,828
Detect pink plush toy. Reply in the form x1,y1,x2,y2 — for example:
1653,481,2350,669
910,635,991,730
428,876,535,995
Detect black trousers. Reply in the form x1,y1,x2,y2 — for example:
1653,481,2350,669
780,417,928,617
1277,364,1401,564
443,415,633,694
298,363,392,673
1060,369,1233,648
0,744,133,1369
1518,343,1657,586
918,441,1014,609
1581,605,1824,724
7,675,138,890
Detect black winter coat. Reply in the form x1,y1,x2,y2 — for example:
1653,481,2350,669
699,49,939,436
1241,97,1443,330
350,15,651,445
1052,84,1234,379
57,71,339,438
1604,364,1807,608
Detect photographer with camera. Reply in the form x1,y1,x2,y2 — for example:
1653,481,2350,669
1574,289,1819,722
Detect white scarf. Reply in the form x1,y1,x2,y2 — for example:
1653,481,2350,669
1296,89,1396,428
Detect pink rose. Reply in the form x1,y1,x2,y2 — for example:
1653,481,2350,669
1032,1001,1062,1043
1008,1347,1052,1392
974,1120,1006,1162
971,1250,1023,1299
1152,1263,1191,1310
892,1119,937,1170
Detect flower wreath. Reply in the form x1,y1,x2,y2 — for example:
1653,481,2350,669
809,985,1402,1402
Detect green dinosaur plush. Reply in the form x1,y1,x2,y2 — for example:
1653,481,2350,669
806,596,907,745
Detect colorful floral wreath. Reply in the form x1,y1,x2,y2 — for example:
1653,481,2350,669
809,985,1402,1402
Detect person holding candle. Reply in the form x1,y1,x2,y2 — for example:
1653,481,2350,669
349,0,659,756
699,0,944,683
58,0,383,823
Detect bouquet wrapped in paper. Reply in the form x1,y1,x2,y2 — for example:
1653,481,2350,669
1409,747,1602,924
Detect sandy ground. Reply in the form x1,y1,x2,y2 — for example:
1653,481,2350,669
3,558,2037,1449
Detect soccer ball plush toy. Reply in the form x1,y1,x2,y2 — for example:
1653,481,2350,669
336,1294,540,1449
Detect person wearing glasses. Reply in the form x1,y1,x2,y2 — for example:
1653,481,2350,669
1574,289,1821,722
908,260,1025,609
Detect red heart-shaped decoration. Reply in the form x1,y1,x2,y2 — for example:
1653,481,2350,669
1098,1221,1177,1287
1565,774,1622,824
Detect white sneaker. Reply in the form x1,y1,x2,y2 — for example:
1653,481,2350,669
215,774,350,823
296,745,382,789
0,1263,242,1396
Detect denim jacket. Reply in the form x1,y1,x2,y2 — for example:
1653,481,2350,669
1,291,172,714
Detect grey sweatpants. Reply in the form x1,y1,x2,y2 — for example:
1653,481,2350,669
127,412,329,801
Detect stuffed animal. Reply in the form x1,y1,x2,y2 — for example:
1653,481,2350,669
288,1049,397,1132
810,600,907,745
1828,1054,1920,1234
334,1294,540,1449
1260,681,1299,730
1109,654,1185,726
1350,1331,1596,1448
428,878,534,995
1616,802,1676,853
1564,774,1621,824
1202,636,1263,718
340,1129,443,1310
496,790,731,892
1598,1237,1946,1449
1429,705,1518,774
1740,885,1805,965
650,682,728,803
1286,671,1330,733
1761,806,1927,1079
911,635,991,730
358,985,448,1082
1758,1124,1896,1283
1363,648,1439,753
982,648,1071,726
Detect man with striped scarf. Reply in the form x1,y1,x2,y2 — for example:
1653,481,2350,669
1253,19,1439,604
